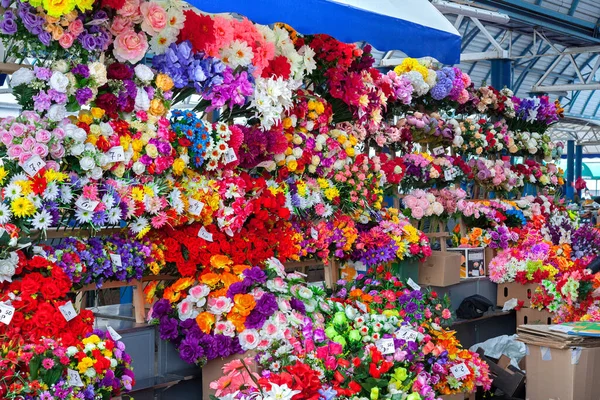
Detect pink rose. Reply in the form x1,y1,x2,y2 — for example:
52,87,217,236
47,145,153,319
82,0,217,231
9,123,25,137
1,132,14,146
412,206,424,219
46,161,60,172
21,137,35,151
35,129,52,143
110,15,133,36
118,0,141,18
68,19,84,37
58,33,75,49
7,144,23,158
52,127,65,140
50,143,65,158
140,2,167,35
19,152,32,165
33,143,49,158
113,29,149,64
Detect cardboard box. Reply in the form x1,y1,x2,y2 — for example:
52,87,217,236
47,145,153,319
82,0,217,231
447,247,486,279
525,345,600,400
497,282,539,307
441,395,464,400
418,251,461,287
517,308,554,325
477,348,526,398
484,247,497,272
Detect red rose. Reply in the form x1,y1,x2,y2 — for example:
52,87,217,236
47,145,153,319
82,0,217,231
107,63,134,80
95,93,118,114
101,0,125,9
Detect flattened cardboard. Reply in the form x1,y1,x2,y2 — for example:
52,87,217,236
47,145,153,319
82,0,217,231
418,251,461,287
441,394,464,400
525,345,600,400
517,308,554,326
496,282,539,307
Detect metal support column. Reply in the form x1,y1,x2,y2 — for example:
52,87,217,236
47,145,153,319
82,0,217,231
566,140,575,200
491,59,512,89
576,144,583,198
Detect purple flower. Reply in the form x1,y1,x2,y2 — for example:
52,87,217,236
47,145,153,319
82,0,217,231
75,87,94,105
71,64,90,78
244,266,267,283
290,298,306,314
32,91,52,112
158,317,179,340
0,14,17,35
152,299,171,318
244,309,267,329
179,335,204,364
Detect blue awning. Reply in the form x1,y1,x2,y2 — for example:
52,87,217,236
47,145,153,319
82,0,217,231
185,0,462,65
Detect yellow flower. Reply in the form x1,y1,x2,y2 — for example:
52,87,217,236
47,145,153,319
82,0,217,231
149,99,166,116
16,180,33,196
287,160,298,172
44,169,67,182
146,143,159,159
315,101,325,114
0,167,7,185
173,158,186,175
345,147,355,157
76,0,94,12
307,100,316,111
324,187,340,200
317,178,329,189
82,334,100,345
156,74,174,92
86,134,98,146
43,0,75,18
90,107,105,119
132,139,144,153
143,185,155,197
131,187,145,202
77,357,94,374
297,181,307,197
282,117,293,129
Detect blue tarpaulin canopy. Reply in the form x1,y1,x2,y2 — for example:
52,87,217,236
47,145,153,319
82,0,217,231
185,0,462,65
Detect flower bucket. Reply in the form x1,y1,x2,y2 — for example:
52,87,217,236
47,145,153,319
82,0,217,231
390,259,419,282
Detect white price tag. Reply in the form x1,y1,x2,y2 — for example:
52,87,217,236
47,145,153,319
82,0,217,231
444,169,454,181
376,338,396,355
395,327,419,342
109,253,122,267
224,148,237,163
310,228,319,240
0,303,15,325
433,146,445,156
67,369,84,387
107,146,125,162
106,325,122,341
356,301,368,313
59,301,78,322
22,155,46,176
75,196,99,212
450,363,470,379
197,226,213,242
407,278,421,291
188,199,204,216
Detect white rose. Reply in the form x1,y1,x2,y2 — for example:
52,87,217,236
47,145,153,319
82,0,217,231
99,122,114,136
70,143,85,156
91,167,103,180
333,159,344,170
47,104,67,122
0,252,19,283
311,155,320,165
70,127,87,143
292,147,303,158
308,165,317,174
89,62,108,86
134,64,155,81
49,71,69,93
132,161,146,175
52,60,69,73
135,88,150,111
80,156,96,171
10,68,35,87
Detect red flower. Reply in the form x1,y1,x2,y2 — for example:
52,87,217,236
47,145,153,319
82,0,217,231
106,63,133,80
94,93,118,115
178,11,216,53
262,55,292,79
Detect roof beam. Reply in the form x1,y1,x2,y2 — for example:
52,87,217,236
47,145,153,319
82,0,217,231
568,0,580,17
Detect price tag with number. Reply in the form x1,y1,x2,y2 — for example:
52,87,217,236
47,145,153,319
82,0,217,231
395,327,419,342
107,146,126,162
22,155,46,177
59,301,78,322
75,196,99,212
107,325,122,341
109,253,122,267
198,226,213,242
0,303,15,325
450,363,470,379
310,228,319,240
433,146,446,156
224,148,237,164
407,278,421,291
376,338,396,355
188,199,204,216
67,369,84,387
444,169,454,181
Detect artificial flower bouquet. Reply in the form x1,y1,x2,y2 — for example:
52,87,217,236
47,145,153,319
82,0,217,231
467,158,523,197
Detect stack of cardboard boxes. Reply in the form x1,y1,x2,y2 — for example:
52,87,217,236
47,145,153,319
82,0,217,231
496,282,554,325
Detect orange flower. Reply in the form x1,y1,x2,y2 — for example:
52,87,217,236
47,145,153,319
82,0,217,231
227,312,246,332
221,272,240,288
210,255,233,270
196,312,216,334
232,294,256,316
144,281,158,304
471,227,483,237
210,288,228,298
163,286,182,303
233,264,251,275
171,277,195,292
349,289,364,299
201,272,221,287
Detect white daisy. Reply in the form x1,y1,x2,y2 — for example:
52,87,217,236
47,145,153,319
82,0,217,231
107,208,121,225
130,217,149,234
4,183,21,200
299,45,317,74
42,181,59,201
221,40,254,69
30,209,53,231
168,189,184,214
30,195,42,209
0,203,12,224
150,32,176,55
102,193,116,210
60,185,73,204
75,208,93,224
9,173,28,184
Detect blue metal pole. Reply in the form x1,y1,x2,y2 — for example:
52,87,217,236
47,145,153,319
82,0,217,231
491,59,512,89
576,144,583,198
566,140,575,200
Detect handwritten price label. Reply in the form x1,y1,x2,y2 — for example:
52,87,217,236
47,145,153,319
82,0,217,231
406,278,421,291
67,369,84,387
109,253,122,267
310,228,319,240
198,226,213,242
107,146,125,162
224,148,237,164
450,363,470,379
75,196,99,212
22,155,46,177
0,303,15,325
433,146,446,156
59,301,78,322
376,338,396,355
395,327,419,342
188,199,205,216
107,325,122,341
